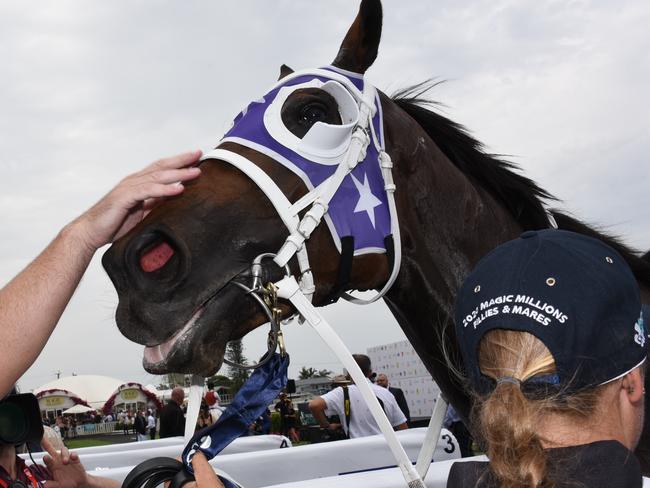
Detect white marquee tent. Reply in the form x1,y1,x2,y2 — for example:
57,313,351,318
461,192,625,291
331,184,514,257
34,375,124,417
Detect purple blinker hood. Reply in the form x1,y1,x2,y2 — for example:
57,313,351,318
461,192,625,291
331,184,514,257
220,66,391,256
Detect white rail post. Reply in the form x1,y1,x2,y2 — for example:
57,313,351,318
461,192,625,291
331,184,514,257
415,393,448,478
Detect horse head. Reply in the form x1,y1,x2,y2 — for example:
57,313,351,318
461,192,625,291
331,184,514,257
102,0,397,377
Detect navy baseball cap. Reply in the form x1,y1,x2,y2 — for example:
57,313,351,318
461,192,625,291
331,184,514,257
455,229,647,395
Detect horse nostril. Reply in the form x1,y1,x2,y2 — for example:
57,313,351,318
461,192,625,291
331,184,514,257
123,226,190,291
140,241,175,273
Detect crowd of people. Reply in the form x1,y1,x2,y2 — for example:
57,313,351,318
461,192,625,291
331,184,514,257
0,150,648,487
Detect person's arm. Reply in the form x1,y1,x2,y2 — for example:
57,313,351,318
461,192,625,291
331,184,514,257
309,393,342,431
392,388,411,423
41,438,120,488
381,389,408,431
175,406,186,436
308,397,332,429
0,150,201,396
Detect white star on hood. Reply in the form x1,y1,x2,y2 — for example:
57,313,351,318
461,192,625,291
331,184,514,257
351,172,382,228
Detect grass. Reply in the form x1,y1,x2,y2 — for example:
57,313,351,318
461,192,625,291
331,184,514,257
65,439,114,449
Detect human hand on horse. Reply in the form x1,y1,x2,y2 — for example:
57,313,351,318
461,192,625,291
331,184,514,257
71,149,202,251
0,149,201,397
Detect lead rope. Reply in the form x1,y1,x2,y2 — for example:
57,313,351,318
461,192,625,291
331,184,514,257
274,275,427,488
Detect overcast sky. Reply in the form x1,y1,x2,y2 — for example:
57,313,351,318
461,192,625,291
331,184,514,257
1,1,648,393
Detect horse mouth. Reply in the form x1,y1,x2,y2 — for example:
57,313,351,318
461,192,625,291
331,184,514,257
143,307,204,368
138,271,249,375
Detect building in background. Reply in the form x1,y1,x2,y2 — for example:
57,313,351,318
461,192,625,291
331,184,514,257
34,375,123,421
34,376,166,421
367,340,440,421
295,377,332,398
102,382,162,414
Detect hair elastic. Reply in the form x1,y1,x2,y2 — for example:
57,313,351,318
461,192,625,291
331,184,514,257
496,376,521,387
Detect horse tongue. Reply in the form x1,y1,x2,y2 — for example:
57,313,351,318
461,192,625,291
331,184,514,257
140,241,174,272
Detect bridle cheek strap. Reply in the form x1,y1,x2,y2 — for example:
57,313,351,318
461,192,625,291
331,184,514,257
201,148,315,299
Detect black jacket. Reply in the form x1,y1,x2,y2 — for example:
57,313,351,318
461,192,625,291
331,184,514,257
446,440,641,488
159,400,185,438
133,414,147,435
389,386,410,423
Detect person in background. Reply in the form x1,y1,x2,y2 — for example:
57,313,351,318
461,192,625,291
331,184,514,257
0,151,202,398
205,388,224,423
283,397,300,443
309,354,408,439
147,409,157,440
376,373,411,425
125,410,134,436
69,416,77,439
133,409,148,442
52,416,63,440
159,387,186,438
442,404,473,457
196,402,214,431
274,393,300,442
447,230,647,488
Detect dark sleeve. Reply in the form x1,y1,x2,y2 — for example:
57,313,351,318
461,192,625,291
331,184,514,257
173,407,186,436
392,388,411,422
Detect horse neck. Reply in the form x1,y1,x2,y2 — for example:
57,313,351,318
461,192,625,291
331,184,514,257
384,106,521,317
380,100,522,408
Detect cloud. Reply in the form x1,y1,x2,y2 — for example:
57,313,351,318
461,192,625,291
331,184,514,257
1,0,647,391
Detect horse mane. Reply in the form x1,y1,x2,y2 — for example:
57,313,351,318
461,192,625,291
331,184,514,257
392,82,650,288
392,83,554,229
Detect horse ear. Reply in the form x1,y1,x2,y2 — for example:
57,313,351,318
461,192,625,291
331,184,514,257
332,0,382,74
278,64,294,80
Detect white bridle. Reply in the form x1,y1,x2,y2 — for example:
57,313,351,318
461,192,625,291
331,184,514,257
203,67,401,305
198,69,439,487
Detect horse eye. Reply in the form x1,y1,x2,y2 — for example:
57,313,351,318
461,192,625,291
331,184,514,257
299,103,328,126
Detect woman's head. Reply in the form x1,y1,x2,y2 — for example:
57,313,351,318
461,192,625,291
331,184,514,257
474,328,645,487
454,230,647,487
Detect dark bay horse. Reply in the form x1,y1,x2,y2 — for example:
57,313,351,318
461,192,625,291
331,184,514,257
102,0,650,470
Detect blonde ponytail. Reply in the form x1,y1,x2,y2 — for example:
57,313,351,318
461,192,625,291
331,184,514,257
474,329,601,488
